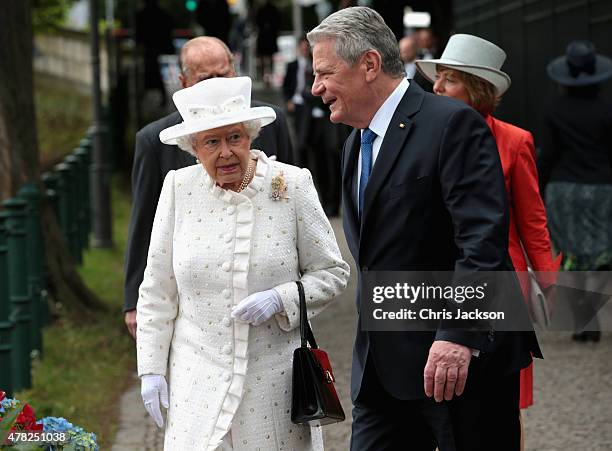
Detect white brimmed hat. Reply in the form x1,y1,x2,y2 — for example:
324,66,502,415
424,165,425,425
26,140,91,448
415,34,511,96
159,76,276,145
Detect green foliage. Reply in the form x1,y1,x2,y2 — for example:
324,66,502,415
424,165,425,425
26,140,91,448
33,0,77,32
34,75,91,169
0,405,25,446
5,442,41,450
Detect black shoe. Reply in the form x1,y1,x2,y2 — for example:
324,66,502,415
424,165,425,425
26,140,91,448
572,331,601,343
586,331,601,342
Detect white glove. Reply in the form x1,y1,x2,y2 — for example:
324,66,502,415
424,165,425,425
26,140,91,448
140,374,169,428
231,289,284,326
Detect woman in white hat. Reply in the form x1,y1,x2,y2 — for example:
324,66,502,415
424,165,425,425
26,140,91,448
136,76,349,450
415,34,561,434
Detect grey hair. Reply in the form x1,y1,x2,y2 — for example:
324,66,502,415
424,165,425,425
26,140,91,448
176,120,262,156
307,7,405,78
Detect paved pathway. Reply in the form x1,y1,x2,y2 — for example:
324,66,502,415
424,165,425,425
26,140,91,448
113,220,612,450
111,372,165,451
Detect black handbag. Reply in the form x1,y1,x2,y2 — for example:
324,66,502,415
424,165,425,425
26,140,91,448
290,281,345,426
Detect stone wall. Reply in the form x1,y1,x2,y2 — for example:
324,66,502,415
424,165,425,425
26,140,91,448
34,29,109,94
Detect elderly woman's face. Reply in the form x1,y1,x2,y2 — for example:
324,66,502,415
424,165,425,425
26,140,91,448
433,68,471,106
193,123,252,189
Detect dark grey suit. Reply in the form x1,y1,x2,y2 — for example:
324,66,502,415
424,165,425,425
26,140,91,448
345,82,540,450
123,102,293,312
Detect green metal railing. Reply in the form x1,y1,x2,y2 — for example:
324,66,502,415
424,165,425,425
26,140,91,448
0,136,93,396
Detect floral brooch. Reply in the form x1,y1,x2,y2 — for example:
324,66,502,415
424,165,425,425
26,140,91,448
270,171,289,201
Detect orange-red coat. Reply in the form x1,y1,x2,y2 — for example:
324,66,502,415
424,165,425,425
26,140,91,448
486,115,561,409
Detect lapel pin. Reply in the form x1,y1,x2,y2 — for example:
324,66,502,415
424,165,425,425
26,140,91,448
399,123,406,129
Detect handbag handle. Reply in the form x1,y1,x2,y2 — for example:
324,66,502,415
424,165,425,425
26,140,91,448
296,281,318,349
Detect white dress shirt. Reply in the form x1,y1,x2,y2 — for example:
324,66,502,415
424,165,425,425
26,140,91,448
357,77,410,195
405,62,417,79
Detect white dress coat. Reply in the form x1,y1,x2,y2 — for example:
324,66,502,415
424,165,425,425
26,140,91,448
136,150,350,450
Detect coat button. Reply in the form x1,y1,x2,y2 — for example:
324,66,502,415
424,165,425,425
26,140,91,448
488,331,495,342
224,233,233,243
224,373,232,382
227,206,236,215
221,262,231,272
221,317,231,327
222,289,231,299
222,344,232,355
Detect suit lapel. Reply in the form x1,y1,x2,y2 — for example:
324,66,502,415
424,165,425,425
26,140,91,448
342,129,361,257
360,83,425,226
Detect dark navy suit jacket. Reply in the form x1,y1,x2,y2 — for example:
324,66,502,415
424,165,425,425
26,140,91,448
343,82,541,401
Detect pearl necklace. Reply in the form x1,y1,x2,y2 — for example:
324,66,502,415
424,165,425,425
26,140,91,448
236,159,255,192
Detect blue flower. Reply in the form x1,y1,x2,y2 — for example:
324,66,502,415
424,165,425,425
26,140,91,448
67,428,99,451
38,416,74,432
0,397,20,413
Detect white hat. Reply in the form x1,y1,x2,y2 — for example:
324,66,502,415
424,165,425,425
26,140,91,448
159,76,276,145
415,34,511,96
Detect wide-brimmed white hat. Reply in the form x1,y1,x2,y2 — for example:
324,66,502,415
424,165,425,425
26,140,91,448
159,76,276,145
415,34,511,96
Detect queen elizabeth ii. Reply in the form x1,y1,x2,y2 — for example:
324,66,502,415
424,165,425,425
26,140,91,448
136,76,350,450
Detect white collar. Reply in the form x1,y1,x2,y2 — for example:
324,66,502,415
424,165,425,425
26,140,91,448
366,78,409,140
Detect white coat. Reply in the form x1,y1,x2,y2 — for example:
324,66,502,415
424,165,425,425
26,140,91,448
137,150,350,450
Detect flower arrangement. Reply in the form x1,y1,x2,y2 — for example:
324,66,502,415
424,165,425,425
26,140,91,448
0,391,99,450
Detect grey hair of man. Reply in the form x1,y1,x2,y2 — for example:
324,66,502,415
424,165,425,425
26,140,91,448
176,120,262,156
306,7,405,78
179,36,236,76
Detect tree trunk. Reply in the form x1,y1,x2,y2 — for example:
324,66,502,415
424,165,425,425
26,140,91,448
0,0,39,197
42,204,108,319
1,0,106,319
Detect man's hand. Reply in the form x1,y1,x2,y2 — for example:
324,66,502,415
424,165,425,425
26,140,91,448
424,340,472,402
124,310,137,340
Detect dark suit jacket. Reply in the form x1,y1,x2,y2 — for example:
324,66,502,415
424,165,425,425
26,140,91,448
282,60,298,103
124,102,293,311
343,82,541,401
538,94,612,190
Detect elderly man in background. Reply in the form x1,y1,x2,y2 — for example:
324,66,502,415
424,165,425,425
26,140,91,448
123,36,294,338
399,35,418,79
308,7,540,451
416,27,437,60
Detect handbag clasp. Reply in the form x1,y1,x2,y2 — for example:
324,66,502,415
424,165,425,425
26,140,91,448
324,370,334,383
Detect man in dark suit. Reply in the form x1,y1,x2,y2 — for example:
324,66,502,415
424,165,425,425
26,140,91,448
282,36,310,166
123,37,293,337
283,35,342,216
308,7,540,450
